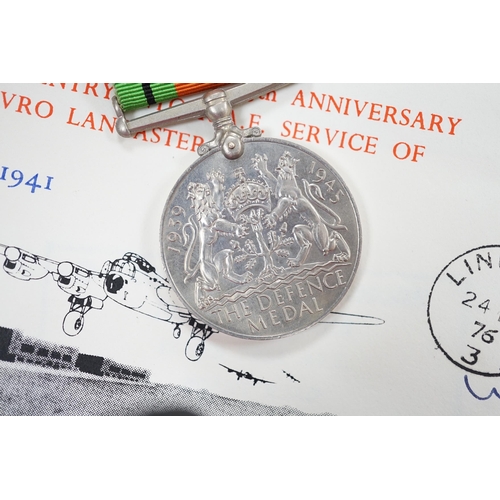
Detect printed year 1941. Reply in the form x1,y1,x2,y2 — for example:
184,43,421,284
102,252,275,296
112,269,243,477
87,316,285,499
0,166,53,194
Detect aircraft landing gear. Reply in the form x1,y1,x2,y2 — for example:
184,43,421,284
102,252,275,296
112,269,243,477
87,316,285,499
63,311,84,336
174,316,215,361
173,324,181,339
62,296,98,336
185,335,205,361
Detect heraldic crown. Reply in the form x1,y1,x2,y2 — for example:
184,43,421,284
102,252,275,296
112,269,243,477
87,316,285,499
225,167,271,220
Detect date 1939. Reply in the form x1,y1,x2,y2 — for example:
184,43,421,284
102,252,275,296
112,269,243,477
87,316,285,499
428,245,500,376
1,166,53,194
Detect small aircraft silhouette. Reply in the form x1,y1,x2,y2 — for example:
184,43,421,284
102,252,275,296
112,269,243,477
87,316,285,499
283,370,300,383
219,363,275,386
0,244,215,361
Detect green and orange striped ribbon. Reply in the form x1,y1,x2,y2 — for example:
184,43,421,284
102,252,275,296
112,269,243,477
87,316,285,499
114,83,226,112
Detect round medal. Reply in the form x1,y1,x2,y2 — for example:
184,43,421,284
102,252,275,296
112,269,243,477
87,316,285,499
160,123,361,339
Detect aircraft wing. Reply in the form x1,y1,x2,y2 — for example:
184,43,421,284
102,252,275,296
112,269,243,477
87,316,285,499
219,363,237,374
1,244,59,281
320,311,385,326
166,302,190,316
1,243,106,300
155,286,192,320
253,377,275,385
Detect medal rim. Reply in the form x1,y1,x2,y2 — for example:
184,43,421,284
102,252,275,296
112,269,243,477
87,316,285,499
159,136,362,340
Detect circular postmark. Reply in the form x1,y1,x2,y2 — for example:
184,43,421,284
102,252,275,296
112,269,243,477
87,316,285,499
428,245,500,376
160,137,361,340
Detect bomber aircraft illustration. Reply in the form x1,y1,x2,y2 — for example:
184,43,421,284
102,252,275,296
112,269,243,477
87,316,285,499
0,244,214,361
283,370,300,383
219,363,275,385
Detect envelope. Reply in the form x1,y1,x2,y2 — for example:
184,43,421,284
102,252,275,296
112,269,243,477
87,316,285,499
1,83,498,415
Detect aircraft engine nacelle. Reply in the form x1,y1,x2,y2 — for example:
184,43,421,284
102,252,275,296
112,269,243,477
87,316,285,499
2,246,50,281
56,261,90,296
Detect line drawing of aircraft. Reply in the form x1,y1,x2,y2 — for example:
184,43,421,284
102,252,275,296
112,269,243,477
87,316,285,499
219,363,275,386
0,244,215,361
0,244,384,362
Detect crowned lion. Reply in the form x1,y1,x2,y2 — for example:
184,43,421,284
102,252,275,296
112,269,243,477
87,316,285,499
252,152,350,267
182,170,251,309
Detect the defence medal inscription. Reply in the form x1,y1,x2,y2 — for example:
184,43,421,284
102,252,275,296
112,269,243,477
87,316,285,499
161,138,361,339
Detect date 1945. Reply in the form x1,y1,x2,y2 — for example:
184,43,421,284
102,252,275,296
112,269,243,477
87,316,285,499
1,166,53,194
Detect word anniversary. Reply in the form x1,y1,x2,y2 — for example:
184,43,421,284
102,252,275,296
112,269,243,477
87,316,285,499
291,90,462,136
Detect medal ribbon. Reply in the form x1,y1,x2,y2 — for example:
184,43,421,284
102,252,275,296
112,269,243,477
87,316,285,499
113,83,226,112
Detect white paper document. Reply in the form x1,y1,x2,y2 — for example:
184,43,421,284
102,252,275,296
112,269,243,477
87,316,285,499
1,82,499,415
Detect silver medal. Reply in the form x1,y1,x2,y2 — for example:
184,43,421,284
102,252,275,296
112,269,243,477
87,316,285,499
160,88,361,339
